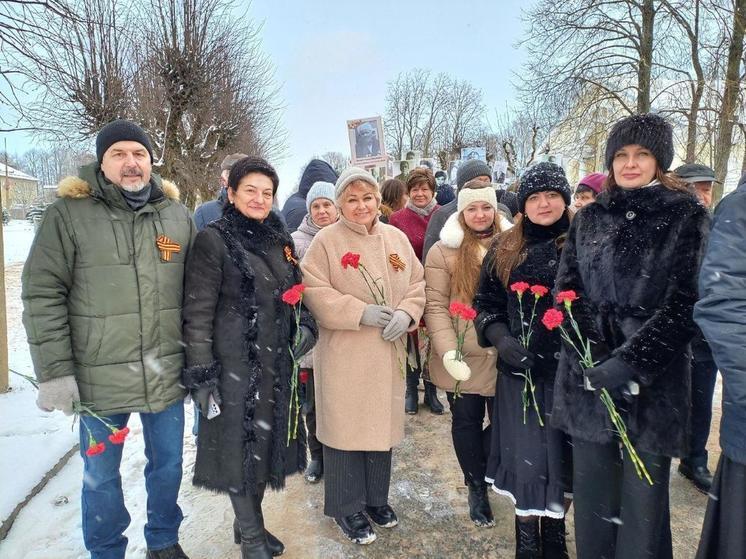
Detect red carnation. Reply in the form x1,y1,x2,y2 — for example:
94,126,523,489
282,287,302,306
108,427,130,445
299,370,309,384
449,302,466,317
459,306,477,321
85,441,106,457
556,290,578,306
541,308,565,331
292,283,306,294
530,285,549,298
510,281,530,295
341,252,361,269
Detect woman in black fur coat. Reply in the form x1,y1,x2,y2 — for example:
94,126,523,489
552,114,709,559
474,162,573,559
182,156,317,559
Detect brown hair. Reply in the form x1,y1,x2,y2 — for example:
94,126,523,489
380,179,407,212
406,168,435,193
491,210,572,286
451,212,502,303
606,166,689,193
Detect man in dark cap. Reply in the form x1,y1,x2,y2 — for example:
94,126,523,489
22,119,193,559
676,163,716,209
194,153,248,230
675,162,718,492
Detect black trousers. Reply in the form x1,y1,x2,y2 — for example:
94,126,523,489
573,438,672,559
446,392,493,485
323,446,392,518
684,356,718,468
301,368,323,461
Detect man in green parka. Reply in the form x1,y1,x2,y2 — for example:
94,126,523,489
22,120,194,559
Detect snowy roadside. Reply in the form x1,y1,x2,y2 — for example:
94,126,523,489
1,222,79,537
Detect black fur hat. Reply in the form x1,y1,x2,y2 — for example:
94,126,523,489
604,113,674,172
517,162,572,213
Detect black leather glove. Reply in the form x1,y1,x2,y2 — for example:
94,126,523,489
485,322,535,370
584,356,635,391
292,325,315,359
194,385,221,417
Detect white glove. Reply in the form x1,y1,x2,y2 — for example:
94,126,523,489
443,350,472,381
36,376,80,416
382,310,412,342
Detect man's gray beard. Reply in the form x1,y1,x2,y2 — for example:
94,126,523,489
118,180,148,192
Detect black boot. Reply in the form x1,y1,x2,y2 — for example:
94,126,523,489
467,481,494,527
405,370,419,414
146,544,189,559
233,518,284,556
678,462,713,494
515,516,541,559
304,458,323,483
230,493,272,559
423,381,444,414
541,516,569,559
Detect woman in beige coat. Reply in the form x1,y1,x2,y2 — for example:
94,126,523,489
301,167,426,546
424,184,512,528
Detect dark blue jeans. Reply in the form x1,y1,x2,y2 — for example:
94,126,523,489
79,400,185,559
684,356,718,468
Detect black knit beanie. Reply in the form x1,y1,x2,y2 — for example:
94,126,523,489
456,159,492,190
96,120,154,163
604,113,674,172
517,162,572,213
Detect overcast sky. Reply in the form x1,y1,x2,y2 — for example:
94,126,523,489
3,0,530,203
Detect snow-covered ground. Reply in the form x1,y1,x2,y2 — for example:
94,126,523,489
0,221,78,543
3,220,35,265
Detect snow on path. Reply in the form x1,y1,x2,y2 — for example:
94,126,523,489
3,220,35,265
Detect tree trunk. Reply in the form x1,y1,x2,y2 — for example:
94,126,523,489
685,1,704,162
712,0,746,203
637,0,655,113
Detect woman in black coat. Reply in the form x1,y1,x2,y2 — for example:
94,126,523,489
182,156,317,559
474,162,573,559
552,114,709,559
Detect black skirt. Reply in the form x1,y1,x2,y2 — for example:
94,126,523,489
484,371,572,518
696,454,746,559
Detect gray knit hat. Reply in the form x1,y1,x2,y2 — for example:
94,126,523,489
456,159,492,190
335,166,380,200
306,181,336,212
517,162,572,213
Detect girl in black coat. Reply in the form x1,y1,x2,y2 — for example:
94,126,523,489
182,157,317,559
474,162,573,559
552,114,709,559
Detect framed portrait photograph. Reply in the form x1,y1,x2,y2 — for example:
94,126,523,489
461,147,487,162
347,116,386,164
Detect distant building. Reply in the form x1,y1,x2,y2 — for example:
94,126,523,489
0,163,40,216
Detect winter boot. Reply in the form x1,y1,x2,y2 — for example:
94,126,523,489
233,519,284,556
405,370,419,414
540,516,569,559
145,544,189,559
467,481,494,527
230,493,272,559
423,381,444,414
304,458,323,483
515,516,541,559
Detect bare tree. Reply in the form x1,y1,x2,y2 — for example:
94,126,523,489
319,151,348,174
521,0,662,124
712,0,746,202
384,69,430,158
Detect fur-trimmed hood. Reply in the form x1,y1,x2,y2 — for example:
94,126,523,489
58,175,180,201
439,211,513,249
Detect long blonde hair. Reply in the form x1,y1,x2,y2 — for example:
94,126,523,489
451,212,501,303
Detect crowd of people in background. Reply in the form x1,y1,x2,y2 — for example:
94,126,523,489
19,113,745,559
